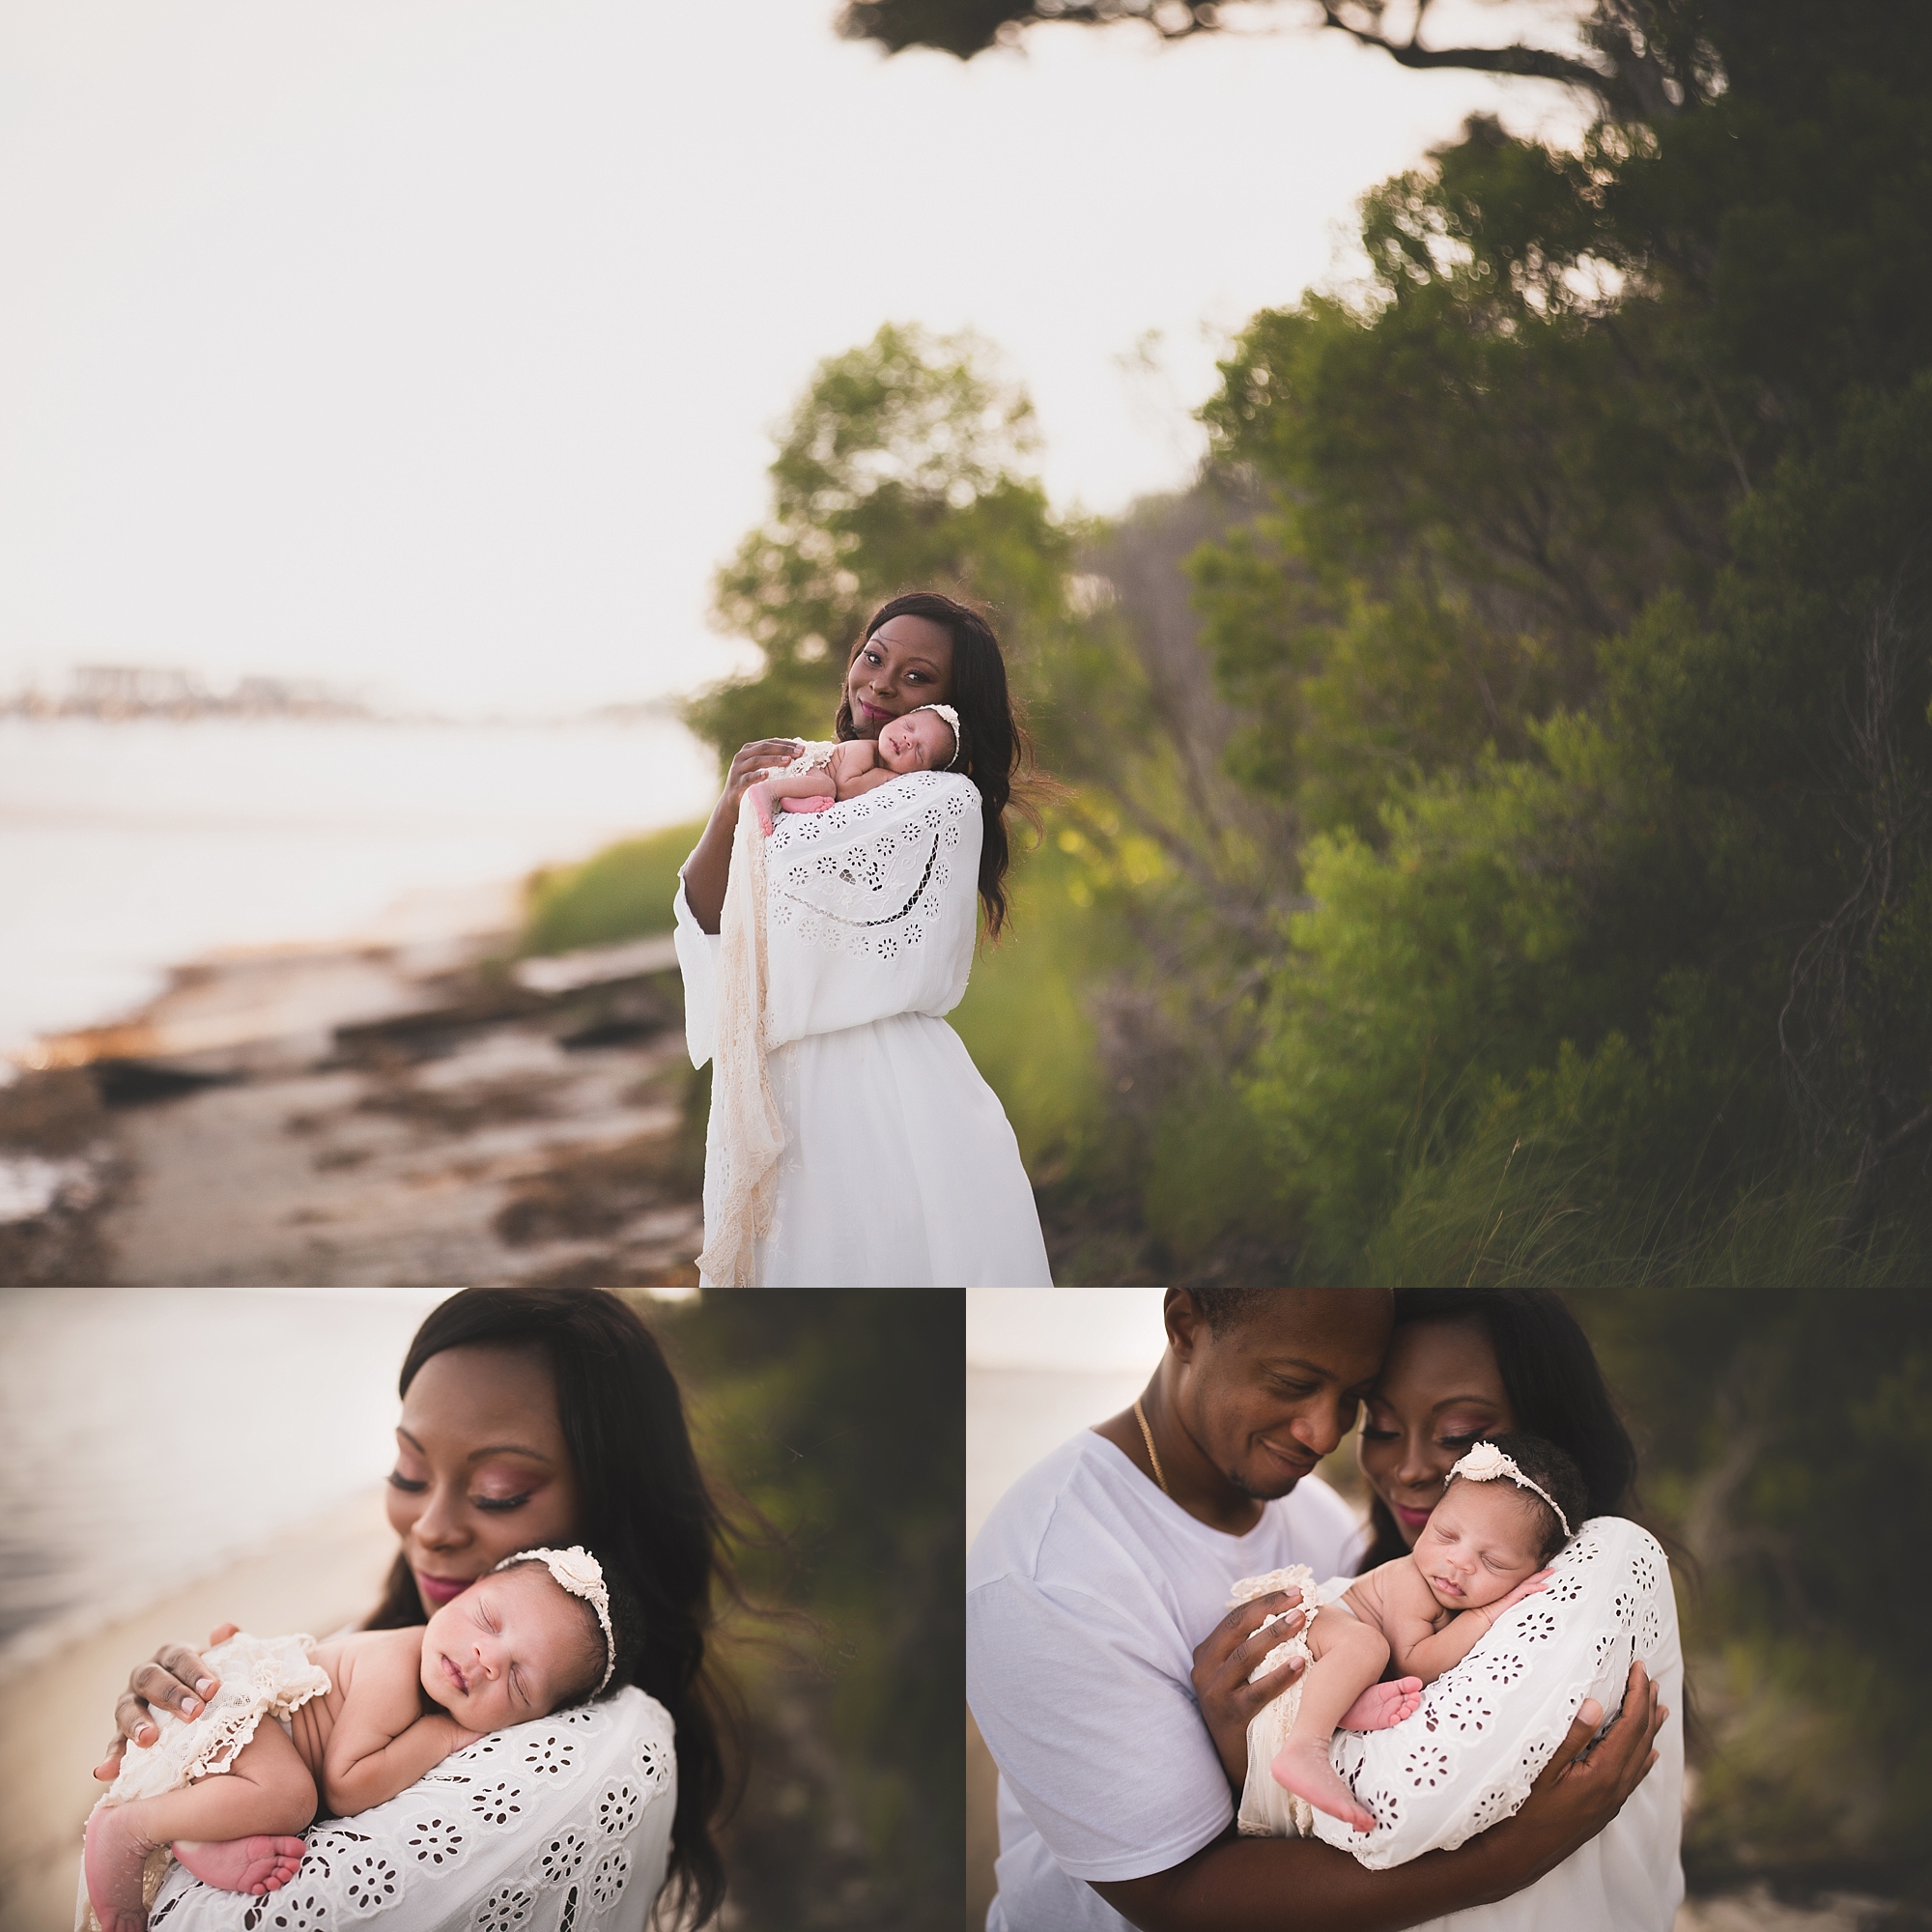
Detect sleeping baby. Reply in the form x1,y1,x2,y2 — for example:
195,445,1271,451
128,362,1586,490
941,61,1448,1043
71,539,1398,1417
81,1546,630,1932
747,702,961,836
1236,1434,1587,1836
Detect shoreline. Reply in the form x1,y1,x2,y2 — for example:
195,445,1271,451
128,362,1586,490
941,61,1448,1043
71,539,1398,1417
0,883,702,1287
0,1488,399,1932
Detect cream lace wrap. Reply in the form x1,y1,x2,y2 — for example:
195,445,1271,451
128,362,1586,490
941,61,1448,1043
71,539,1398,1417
106,1631,331,1802
1229,1567,1358,1837
695,783,789,1287
78,1633,331,1932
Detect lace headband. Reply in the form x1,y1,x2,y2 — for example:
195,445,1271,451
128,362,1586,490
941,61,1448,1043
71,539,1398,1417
904,701,964,770
1447,1441,1572,1537
496,1545,615,1693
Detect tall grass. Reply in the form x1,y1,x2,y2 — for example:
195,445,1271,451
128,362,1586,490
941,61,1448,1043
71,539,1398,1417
520,819,705,955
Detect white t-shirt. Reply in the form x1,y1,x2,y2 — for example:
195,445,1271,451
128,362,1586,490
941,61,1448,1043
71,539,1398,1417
966,1428,1363,1932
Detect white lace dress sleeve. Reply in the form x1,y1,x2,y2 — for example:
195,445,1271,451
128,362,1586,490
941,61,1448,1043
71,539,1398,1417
143,1689,676,1932
678,769,1049,1285
1232,1519,1683,1931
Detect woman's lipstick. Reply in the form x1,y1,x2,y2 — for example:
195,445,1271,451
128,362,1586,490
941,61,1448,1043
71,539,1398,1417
858,698,891,724
416,1572,469,1607
1395,1502,1435,1531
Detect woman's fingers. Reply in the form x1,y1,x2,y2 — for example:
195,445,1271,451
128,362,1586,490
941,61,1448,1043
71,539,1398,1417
93,1736,128,1781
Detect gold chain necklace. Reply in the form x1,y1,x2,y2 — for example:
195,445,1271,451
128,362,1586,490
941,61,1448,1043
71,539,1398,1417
1134,1397,1172,1497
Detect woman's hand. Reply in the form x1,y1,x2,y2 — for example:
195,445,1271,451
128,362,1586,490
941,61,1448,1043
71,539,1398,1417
93,1624,240,1781
1189,1590,1308,1788
1477,1658,1667,1888
683,738,808,932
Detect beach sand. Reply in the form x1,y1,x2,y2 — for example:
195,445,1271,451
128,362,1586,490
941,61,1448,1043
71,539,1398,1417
0,1487,397,1932
3,911,703,1288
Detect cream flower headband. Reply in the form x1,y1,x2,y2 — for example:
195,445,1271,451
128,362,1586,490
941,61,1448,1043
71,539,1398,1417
904,701,964,770
496,1544,615,1693
1447,1440,1572,1537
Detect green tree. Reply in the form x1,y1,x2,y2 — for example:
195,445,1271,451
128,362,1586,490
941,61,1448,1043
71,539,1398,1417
684,324,1073,760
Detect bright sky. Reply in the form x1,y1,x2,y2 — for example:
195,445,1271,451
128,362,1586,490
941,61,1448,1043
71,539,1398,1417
0,1,1586,717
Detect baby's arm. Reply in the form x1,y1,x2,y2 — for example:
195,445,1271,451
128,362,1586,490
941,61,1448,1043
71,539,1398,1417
824,740,897,801
321,1639,479,1817
1385,1565,1553,1685
748,766,836,835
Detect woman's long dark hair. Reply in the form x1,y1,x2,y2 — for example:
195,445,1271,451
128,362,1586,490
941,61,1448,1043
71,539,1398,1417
834,589,1042,938
364,1289,739,1927
1357,1288,1640,1573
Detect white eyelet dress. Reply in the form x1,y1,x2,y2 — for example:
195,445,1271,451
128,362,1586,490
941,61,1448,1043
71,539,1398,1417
676,768,1051,1287
131,1688,675,1932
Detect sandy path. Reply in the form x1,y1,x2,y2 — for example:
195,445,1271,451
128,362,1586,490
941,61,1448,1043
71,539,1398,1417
0,1489,398,1932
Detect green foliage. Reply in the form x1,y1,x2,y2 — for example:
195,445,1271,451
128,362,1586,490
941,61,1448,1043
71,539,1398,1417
648,1291,961,1931
684,323,1075,762
519,820,705,954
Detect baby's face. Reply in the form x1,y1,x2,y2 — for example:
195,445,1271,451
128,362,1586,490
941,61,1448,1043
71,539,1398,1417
877,709,955,774
1412,1481,1546,1611
419,1564,597,1733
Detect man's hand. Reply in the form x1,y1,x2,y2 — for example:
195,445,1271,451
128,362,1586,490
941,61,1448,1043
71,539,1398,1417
94,1624,241,1781
1190,1590,1308,1787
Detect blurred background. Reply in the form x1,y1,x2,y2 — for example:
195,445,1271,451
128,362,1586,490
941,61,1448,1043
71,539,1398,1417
0,1286,963,1932
967,1288,1932,1931
6,2,1929,1297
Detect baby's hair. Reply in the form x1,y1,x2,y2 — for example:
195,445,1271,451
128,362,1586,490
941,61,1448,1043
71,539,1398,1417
1455,1432,1590,1563
498,1556,647,1709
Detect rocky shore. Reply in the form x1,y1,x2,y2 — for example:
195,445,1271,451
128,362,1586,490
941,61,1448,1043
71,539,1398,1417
1,896,703,1287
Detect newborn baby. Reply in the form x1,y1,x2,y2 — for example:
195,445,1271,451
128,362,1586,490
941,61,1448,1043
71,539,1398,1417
1265,1435,1585,1833
749,702,961,836
82,1546,625,1932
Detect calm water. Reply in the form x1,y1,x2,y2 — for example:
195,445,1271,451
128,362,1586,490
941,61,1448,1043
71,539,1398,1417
0,1289,450,1670
0,715,719,1056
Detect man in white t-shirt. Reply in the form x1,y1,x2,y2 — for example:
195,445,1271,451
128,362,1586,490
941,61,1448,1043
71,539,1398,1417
966,1289,1666,1932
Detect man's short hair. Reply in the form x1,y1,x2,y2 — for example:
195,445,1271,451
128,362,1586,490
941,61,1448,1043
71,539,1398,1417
1182,1288,1280,1334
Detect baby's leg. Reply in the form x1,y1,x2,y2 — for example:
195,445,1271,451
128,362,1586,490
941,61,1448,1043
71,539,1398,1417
1268,1612,1391,1833
87,1727,316,1926
171,1725,315,1894
753,769,836,834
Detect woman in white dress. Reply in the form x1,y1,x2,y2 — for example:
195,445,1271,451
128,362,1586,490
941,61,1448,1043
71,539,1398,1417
88,1290,731,1932
676,590,1053,1287
1179,1286,1684,1932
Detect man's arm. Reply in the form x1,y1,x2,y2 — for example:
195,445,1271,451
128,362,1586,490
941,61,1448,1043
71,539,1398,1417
1094,1660,1665,1932
321,1641,480,1816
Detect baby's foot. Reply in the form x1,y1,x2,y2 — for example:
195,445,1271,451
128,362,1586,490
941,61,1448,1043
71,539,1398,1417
1270,1739,1377,1833
751,784,776,837
1338,1676,1423,1732
84,1803,157,1932
780,795,836,813
173,1836,307,1896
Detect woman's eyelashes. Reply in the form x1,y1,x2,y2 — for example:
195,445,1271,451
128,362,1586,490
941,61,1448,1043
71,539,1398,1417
385,1470,530,1512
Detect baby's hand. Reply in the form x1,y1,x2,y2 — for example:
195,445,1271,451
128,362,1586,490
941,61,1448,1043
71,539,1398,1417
1489,1569,1555,1621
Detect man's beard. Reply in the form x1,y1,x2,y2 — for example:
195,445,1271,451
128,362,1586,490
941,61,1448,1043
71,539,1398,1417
1225,1461,1301,1503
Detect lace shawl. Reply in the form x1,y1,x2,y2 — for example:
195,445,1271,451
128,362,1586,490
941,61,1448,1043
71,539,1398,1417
695,786,786,1287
